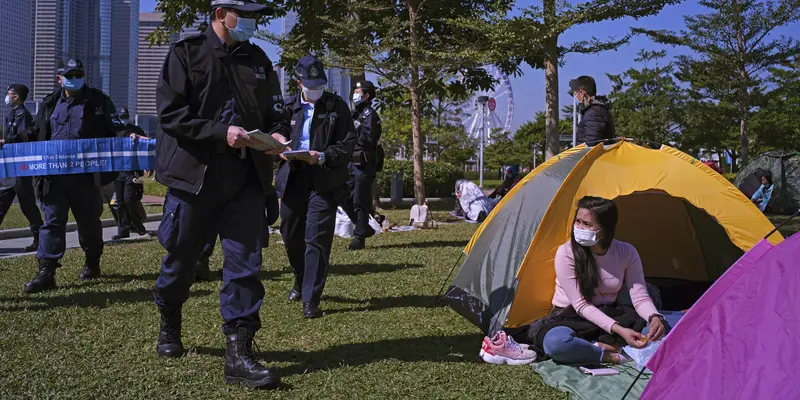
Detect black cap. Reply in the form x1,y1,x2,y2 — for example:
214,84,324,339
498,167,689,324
118,107,130,119
294,55,327,88
58,58,84,76
210,0,271,13
354,80,376,92
7,84,29,100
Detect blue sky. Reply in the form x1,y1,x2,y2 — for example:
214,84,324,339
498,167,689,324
140,0,798,131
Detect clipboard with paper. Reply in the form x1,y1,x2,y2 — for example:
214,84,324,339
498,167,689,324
246,130,290,151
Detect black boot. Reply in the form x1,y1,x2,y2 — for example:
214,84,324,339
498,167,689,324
156,306,184,358
23,261,57,293
303,302,322,319
23,239,39,253
112,230,130,240
224,328,281,389
195,255,211,282
287,285,301,302
79,260,101,281
346,236,366,251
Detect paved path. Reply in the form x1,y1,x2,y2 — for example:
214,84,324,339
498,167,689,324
0,221,161,259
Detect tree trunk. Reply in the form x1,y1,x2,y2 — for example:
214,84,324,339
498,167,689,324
734,0,749,166
408,0,426,205
739,111,748,167
543,0,560,160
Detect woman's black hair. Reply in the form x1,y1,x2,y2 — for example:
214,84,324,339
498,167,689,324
762,170,773,187
570,196,619,302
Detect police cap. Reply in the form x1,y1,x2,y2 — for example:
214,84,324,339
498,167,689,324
210,0,272,13
58,58,85,76
294,55,328,88
354,80,376,96
118,107,130,119
7,84,29,101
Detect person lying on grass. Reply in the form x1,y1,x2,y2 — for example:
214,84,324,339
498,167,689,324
526,196,666,365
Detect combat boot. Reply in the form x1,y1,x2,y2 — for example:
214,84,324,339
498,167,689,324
224,327,280,389
156,306,184,358
195,255,211,282
79,259,101,281
23,260,57,293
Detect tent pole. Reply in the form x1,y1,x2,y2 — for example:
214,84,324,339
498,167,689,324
434,252,464,306
764,208,800,240
621,367,647,400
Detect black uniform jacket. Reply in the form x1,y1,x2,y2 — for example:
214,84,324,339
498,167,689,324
275,91,357,198
29,86,128,193
352,102,382,166
155,27,289,195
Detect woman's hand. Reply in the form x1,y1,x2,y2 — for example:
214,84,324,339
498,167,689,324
613,325,648,349
647,315,666,341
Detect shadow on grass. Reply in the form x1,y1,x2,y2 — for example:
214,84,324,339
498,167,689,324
330,263,424,275
0,288,213,311
194,333,481,376
373,241,467,250
322,294,439,314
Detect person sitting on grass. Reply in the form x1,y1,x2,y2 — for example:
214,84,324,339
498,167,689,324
488,166,521,199
527,196,666,365
455,180,496,223
751,171,774,213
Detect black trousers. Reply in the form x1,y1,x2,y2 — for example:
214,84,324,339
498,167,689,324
114,172,146,234
341,162,376,237
0,177,43,238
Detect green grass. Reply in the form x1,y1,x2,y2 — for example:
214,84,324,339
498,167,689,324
0,209,565,399
0,204,163,231
767,214,800,238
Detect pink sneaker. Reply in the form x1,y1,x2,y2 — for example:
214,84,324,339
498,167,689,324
479,331,537,365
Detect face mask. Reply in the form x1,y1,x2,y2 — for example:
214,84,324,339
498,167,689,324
61,76,85,91
302,86,324,101
352,93,365,107
4,96,10,106
574,226,601,247
225,13,257,43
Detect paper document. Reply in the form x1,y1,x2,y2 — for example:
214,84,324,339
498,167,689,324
246,130,290,151
282,150,311,160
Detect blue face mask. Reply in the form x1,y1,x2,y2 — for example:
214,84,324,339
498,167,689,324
61,76,85,91
226,14,257,43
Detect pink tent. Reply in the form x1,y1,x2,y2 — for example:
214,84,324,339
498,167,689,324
641,233,800,400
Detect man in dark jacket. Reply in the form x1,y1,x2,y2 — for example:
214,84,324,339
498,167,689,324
0,84,43,252
570,76,614,146
23,58,128,293
342,80,382,251
277,55,357,319
111,107,151,240
152,0,289,389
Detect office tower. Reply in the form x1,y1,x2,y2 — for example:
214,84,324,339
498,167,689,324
136,12,173,126
98,0,139,115
33,0,102,102
0,0,35,117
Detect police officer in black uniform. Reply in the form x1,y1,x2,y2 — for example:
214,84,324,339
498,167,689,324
111,107,151,240
0,84,43,252
153,0,288,389
277,55,357,319
23,58,128,293
342,80,382,251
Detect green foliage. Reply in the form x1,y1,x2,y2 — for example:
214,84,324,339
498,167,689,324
750,65,800,154
375,160,464,198
723,172,737,183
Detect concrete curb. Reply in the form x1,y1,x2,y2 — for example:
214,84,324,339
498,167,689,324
0,213,163,241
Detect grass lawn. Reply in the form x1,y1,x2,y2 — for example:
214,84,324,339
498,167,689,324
767,213,800,238
0,209,565,399
0,204,163,231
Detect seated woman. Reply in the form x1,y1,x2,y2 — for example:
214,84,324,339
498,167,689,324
537,196,666,364
455,180,497,223
488,167,521,199
751,171,774,213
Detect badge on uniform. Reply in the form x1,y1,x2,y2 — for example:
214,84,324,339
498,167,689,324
254,66,266,80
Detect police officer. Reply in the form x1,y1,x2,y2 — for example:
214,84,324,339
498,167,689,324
22,58,128,293
277,55,357,319
152,0,288,389
0,84,43,252
111,107,151,240
342,80,382,251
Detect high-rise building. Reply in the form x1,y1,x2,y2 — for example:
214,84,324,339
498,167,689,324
33,0,102,102
0,0,35,118
98,0,139,115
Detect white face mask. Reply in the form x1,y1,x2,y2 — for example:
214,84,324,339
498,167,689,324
302,86,324,101
574,226,602,247
352,93,364,107
4,95,11,106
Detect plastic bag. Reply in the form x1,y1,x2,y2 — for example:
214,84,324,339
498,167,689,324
622,340,662,370
334,208,355,238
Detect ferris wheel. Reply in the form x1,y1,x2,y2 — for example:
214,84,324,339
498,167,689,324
462,65,514,187
463,65,515,141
